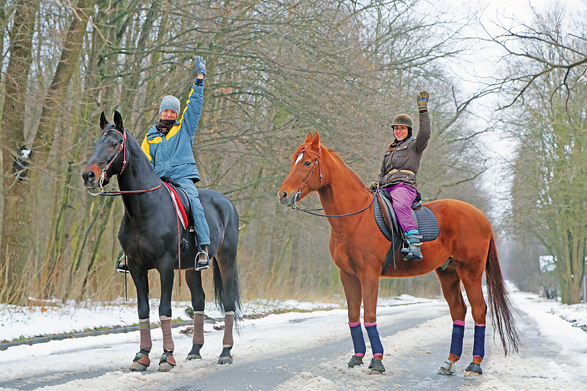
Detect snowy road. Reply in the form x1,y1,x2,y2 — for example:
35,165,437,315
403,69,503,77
1,292,587,390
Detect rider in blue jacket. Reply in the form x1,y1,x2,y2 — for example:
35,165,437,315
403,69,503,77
140,56,210,271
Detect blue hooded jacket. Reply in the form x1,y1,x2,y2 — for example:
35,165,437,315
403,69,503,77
141,83,203,181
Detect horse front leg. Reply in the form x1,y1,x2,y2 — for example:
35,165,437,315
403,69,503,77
158,260,177,372
185,268,205,361
361,272,385,374
340,269,366,368
129,262,152,372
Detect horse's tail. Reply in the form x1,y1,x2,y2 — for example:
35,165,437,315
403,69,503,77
213,257,242,325
485,233,521,355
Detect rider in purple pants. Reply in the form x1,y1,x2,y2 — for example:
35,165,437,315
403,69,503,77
369,91,431,260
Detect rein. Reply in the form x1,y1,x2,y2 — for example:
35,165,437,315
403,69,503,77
291,145,375,218
88,127,162,196
292,192,375,218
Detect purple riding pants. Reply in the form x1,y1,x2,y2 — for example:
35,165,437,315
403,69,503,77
383,183,417,232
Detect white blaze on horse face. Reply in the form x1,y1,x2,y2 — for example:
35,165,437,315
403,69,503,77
295,152,304,165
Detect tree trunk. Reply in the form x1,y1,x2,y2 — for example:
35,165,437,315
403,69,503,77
0,0,41,303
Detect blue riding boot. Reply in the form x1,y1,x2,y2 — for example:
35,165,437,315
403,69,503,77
403,230,423,261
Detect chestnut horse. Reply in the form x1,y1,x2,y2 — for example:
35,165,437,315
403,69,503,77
278,132,519,376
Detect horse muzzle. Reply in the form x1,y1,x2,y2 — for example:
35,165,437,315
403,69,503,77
278,190,300,207
82,166,109,188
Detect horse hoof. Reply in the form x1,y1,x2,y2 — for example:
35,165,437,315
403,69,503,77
158,351,176,372
186,353,202,361
129,361,149,372
348,355,363,367
438,360,456,375
218,355,233,365
368,358,385,374
159,362,174,372
130,351,150,371
464,362,482,376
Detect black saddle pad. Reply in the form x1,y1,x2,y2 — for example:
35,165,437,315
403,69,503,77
374,189,439,243
414,206,439,242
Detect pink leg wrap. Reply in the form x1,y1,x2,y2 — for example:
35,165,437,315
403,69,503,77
139,318,152,352
193,311,205,345
348,321,361,327
453,320,465,326
160,316,174,352
223,312,235,347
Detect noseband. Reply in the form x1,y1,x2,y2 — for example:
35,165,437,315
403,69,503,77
290,146,375,218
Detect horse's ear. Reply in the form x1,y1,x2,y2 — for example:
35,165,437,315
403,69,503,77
100,112,108,130
113,110,124,131
304,132,313,143
312,131,320,148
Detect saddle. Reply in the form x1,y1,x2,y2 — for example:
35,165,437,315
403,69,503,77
373,189,440,273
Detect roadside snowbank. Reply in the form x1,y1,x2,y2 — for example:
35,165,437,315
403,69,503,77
0,294,430,342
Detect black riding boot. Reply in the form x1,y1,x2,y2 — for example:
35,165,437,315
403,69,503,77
403,230,423,261
195,245,210,271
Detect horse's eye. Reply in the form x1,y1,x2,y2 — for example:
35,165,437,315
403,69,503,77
111,141,118,147
304,161,311,167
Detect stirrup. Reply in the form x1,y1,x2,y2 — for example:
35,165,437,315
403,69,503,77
195,250,210,271
116,254,130,274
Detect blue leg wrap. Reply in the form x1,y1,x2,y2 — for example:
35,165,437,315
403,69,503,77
473,324,486,358
365,323,384,357
349,323,366,356
450,323,465,357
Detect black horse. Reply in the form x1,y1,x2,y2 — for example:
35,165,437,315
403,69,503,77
82,111,241,371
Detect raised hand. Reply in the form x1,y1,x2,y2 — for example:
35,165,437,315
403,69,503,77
417,90,429,111
195,56,206,76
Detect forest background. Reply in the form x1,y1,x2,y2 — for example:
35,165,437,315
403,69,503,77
0,0,585,306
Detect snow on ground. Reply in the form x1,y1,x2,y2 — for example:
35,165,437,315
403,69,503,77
0,294,429,342
463,286,587,391
1,289,587,391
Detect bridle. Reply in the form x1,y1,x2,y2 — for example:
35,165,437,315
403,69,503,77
293,146,323,202
290,146,375,218
88,127,161,196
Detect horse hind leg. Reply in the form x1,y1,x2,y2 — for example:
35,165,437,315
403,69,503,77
460,268,488,376
435,267,467,376
185,268,206,361
218,311,235,364
215,246,240,365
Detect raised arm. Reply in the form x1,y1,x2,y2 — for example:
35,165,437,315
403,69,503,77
180,56,206,141
414,91,430,153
